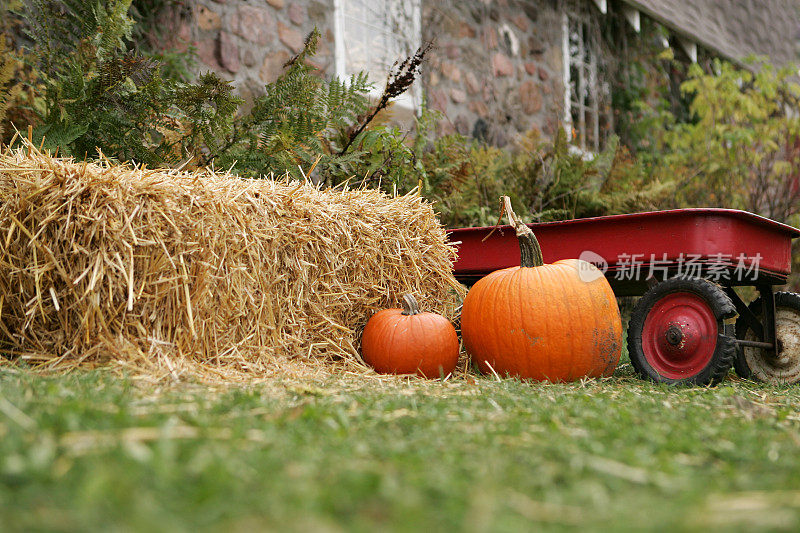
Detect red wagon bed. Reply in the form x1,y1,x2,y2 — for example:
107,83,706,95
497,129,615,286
448,208,799,293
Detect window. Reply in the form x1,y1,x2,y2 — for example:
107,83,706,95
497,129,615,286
562,6,610,153
333,0,422,112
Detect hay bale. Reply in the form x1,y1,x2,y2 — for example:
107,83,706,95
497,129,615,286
0,143,463,377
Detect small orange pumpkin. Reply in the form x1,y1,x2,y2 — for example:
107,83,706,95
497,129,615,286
361,294,459,378
461,197,622,382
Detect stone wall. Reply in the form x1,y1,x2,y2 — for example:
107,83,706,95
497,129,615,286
167,0,336,108
174,0,566,145
422,0,565,146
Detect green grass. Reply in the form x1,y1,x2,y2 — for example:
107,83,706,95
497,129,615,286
2,365,800,532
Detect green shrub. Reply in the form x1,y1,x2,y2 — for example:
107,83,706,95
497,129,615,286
633,58,800,228
0,40,17,140
426,127,677,228
14,0,237,165
213,29,373,181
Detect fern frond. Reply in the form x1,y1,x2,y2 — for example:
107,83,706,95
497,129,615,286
0,40,18,136
93,0,134,60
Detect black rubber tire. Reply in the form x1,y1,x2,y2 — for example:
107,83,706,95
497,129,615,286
627,277,737,386
734,292,800,383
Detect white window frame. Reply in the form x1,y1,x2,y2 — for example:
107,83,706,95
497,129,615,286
562,7,606,154
333,0,422,114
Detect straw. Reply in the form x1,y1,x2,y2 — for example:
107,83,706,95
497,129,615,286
0,140,465,381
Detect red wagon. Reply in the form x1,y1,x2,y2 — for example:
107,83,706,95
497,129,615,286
448,208,800,386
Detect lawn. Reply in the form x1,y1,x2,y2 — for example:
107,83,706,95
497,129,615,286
2,363,800,532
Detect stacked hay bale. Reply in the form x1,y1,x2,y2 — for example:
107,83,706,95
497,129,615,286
0,144,463,377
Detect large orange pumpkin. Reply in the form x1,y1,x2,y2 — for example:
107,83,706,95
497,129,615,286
361,294,459,378
461,197,621,382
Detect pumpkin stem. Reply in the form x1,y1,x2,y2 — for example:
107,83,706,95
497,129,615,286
401,294,421,315
501,196,543,268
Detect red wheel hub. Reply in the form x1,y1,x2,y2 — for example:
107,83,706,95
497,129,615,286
642,292,718,379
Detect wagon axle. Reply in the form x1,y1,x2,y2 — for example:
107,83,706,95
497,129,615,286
734,339,775,350
665,325,683,346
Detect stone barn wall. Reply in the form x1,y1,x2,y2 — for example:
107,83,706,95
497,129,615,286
164,0,337,108
164,0,567,145
421,0,565,146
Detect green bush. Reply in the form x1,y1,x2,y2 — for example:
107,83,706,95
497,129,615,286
213,29,373,181
0,39,17,139
633,58,800,229
13,0,236,164
426,127,676,228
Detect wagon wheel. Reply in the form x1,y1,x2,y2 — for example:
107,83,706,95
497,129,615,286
627,277,737,386
734,292,800,384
